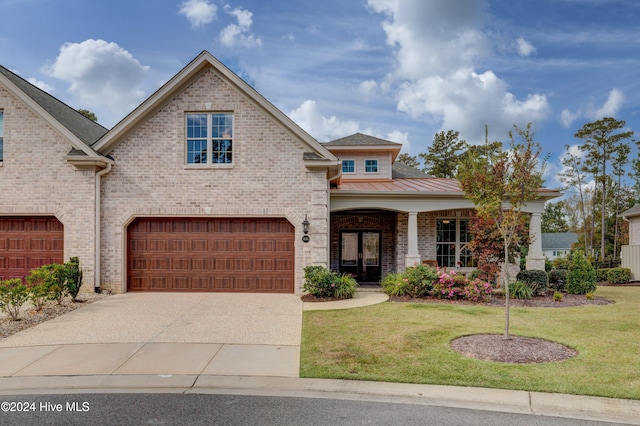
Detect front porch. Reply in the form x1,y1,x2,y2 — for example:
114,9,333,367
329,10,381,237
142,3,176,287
329,207,547,284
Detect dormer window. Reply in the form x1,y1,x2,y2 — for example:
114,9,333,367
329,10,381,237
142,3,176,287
365,159,378,173
342,159,355,174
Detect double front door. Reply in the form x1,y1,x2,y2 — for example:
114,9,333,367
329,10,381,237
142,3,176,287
340,230,381,283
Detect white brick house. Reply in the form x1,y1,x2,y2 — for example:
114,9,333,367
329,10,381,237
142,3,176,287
0,51,558,294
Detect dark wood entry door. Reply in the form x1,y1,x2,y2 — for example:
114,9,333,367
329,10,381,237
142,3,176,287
339,230,381,283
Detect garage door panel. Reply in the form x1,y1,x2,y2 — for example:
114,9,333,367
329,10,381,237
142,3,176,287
0,217,64,280
127,217,294,293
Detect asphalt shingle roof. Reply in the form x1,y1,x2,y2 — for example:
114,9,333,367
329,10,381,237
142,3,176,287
541,233,578,250
323,133,402,147
0,65,107,146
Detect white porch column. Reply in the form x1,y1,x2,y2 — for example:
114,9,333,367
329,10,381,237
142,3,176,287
405,211,421,267
526,212,545,270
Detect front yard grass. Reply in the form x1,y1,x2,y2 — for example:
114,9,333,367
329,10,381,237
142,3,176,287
300,286,640,400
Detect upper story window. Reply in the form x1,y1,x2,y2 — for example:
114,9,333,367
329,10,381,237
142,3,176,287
342,159,355,174
0,111,4,162
364,159,378,173
186,112,233,165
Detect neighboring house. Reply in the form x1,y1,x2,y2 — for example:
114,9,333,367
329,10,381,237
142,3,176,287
541,232,577,261
620,204,640,280
0,51,560,294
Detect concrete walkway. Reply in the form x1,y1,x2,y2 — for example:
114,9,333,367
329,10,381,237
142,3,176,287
0,291,639,424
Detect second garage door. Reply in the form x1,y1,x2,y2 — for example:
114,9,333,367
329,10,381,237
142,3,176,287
127,217,295,293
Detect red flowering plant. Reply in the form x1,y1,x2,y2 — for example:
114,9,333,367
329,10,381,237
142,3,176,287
433,269,493,302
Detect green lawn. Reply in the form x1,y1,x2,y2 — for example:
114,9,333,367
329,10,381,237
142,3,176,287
300,286,640,400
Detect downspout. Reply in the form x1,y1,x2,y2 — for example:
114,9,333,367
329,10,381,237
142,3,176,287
94,161,113,292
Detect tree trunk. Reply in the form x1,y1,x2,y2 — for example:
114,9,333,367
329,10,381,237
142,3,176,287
504,236,510,340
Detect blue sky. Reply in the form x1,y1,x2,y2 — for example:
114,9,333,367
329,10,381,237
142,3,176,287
1,0,639,190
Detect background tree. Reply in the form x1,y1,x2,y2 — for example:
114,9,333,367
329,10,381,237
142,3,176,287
611,144,631,261
78,109,98,122
558,146,591,254
575,117,633,263
458,123,545,339
541,201,569,233
419,130,468,178
396,153,421,169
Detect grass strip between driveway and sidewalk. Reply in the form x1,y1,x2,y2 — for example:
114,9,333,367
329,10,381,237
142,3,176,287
300,286,640,400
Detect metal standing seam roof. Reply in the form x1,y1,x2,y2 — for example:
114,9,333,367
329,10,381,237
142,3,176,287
334,177,463,193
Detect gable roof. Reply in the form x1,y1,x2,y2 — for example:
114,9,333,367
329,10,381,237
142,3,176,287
92,51,339,170
620,203,640,219
323,133,402,148
541,233,578,250
0,65,107,157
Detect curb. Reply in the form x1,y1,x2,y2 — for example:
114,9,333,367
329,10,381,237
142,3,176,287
0,375,638,424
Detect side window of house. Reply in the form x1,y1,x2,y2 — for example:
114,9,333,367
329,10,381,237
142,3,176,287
342,159,355,174
364,159,378,173
186,112,233,165
0,111,4,162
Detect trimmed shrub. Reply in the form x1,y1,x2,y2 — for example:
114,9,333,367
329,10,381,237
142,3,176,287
303,266,357,299
432,271,467,299
402,264,438,297
596,268,610,283
553,291,563,302
566,251,597,295
26,266,56,311
40,263,68,304
548,269,567,292
463,278,493,302
509,280,534,300
64,257,83,301
0,278,30,321
515,269,549,296
607,267,631,285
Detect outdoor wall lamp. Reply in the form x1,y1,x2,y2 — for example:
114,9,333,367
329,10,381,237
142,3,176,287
302,215,310,243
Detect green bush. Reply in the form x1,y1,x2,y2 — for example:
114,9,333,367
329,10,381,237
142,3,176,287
596,268,610,283
548,269,567,292
64,257,83,301
0,278,30,321
566,251,597,295
402,264,438,297
26,267,56,311
551,256,570,270
39,263,68,304
607,267,631,285
509,280,534,300
381,273,407,296
515,269,548,296
303,266,357,299
553,291,563,302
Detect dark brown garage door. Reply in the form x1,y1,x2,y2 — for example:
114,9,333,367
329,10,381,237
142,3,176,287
0,216,64,280
127,217,295,293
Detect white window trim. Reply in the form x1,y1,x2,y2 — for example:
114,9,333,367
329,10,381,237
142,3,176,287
342,159,356,174
436,217,475,268
184,112,234,169
364,159,379,174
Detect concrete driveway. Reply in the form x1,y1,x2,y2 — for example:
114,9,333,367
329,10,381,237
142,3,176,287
0,293,303,378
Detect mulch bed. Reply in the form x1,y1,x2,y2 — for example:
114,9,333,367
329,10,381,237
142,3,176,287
390,292,614,308
0,294,105,340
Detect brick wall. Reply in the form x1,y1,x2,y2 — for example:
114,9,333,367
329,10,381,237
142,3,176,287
99,68,329,294
0,86,97,291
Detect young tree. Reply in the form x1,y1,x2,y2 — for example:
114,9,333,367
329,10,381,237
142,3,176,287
419,130,468,178
458,124,545,339
575,117,633,262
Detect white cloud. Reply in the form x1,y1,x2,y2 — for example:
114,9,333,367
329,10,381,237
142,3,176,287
44,39,149,121
289,100,359,141
27,77,54,93
367,0,550,143
359,80,378,96
560,88,625,128
515,37,536,57
220,6,262,48
179,0,217,29
386,129,410,152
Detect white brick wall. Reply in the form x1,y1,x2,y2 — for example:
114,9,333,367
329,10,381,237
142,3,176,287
99,68,329,294
0,86,97,292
